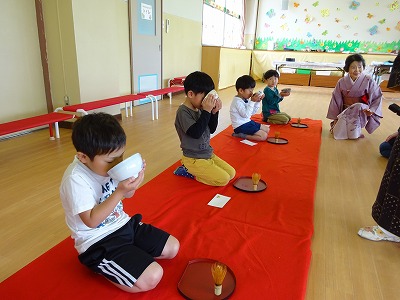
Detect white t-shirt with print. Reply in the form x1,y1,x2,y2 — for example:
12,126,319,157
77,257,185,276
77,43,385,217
60,157,130,254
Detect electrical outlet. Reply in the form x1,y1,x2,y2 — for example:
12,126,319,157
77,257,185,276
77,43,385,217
64,95,70,106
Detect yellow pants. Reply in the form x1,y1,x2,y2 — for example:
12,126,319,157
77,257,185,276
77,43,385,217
181,154,236,186
264,112,291,124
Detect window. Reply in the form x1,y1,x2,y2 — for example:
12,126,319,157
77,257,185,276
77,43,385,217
202,0,244,48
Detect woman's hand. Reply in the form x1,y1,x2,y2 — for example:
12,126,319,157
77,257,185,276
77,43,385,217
363,109,373,116
385,131,399,142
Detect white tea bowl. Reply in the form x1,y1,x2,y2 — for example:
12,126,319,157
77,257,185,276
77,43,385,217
107,153,143,181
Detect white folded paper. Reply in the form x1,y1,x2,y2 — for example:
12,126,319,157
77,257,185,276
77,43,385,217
208,194,231,208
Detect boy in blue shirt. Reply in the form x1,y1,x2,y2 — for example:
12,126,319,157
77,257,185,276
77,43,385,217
262,70,291,124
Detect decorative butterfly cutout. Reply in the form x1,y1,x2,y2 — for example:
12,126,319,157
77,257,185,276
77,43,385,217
280,23,289,31
317,23,321,27
305,15,313,24
390,1,399,11
349,1,360,10
367,13,374,19
281,14,286,19
386,27,391,31
307,32,313,38
322,30,328,36
336,34,341,38
321,9,330,17
294,2,300,7
335,18,340,23
312,1,319,7
344,25,350,29
266,9,275,18
369,25,378,35
264,23,271,28
378,19,386,24
354,16,359,21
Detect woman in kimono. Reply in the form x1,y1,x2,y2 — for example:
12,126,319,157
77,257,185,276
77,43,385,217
358,128,400,242
387,52,400,91
327,54,383,140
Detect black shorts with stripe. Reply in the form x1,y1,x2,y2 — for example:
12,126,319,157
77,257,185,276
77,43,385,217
78,214,170,287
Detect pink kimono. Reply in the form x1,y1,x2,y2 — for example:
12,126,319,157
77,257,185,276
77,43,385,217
327,73,383,139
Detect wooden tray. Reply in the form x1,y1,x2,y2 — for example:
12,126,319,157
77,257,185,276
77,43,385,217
267,137,288,144
233,176,267,192
178,258,236,300
291,123,308,128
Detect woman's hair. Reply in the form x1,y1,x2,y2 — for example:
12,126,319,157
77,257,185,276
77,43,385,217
184,71,215,95
344,54,366,72
263,69,280,81
235,75,256,91
72,113,126,161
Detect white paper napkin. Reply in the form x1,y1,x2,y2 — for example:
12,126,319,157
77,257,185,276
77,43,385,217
240,139,257,146
207,194,231,208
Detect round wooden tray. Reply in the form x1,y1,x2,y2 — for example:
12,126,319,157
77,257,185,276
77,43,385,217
178,258,236,300
233,176,267,192
267,137,288,144
291,123,308,128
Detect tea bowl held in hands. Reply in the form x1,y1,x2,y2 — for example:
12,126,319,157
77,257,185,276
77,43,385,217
107,153,143,181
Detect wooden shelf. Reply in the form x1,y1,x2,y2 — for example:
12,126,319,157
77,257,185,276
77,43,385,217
310,75,341,88
279,73,310,86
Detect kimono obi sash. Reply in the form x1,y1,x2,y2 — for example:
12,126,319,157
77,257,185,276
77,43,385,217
343,93,368,109
343,96,362,109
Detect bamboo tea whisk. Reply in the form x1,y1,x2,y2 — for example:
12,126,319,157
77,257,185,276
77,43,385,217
211,262,227,296
252,173,261,191
274,131,280,140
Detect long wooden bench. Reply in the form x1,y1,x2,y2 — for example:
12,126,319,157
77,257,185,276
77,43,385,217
56,88,184,122
57,94,146,118
0,112,75,140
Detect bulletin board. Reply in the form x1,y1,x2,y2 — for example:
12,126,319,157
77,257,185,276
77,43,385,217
255,0,400,53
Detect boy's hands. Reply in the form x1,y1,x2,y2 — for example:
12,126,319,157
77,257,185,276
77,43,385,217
79,160,146,228
251,92,264,102
202,93,217,112
117,160,146,198
211,98,222,114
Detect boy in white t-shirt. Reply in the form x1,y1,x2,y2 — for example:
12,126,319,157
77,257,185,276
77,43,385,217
60,113,179,293
230,75,270,141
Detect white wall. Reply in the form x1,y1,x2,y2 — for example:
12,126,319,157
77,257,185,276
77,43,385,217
0,0,47,122
72,0,127,111
163,0,202,22
162,0,203,86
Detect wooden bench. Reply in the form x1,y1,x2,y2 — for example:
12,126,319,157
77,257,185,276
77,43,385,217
56,88,184,122
56,94,146,118
168,76,186,87
0,112,75,140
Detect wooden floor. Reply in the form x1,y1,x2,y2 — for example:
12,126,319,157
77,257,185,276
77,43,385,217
1,84,399,299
